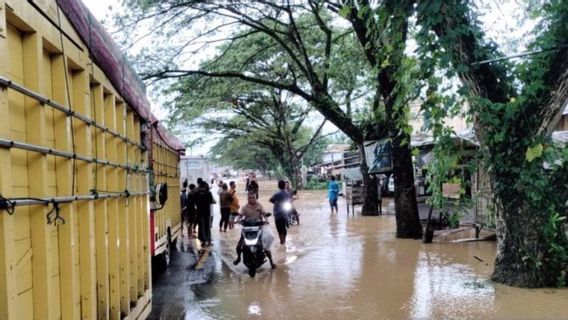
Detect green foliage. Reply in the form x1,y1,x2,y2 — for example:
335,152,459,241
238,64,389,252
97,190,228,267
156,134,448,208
416,0,568,286
304,176,328,190
208,136,279,174
448,212,461,229
526,143,544,162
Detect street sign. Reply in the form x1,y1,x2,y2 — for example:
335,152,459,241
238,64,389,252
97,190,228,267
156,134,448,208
365,139,393,174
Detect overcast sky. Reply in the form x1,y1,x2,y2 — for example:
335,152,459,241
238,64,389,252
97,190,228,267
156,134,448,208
82,0,114,23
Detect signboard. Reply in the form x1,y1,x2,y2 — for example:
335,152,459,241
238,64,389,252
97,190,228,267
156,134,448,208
342,167,363,182
442,183,461,199
365,139,393,174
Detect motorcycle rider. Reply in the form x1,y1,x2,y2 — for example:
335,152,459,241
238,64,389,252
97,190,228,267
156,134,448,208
269,180,292,244
233,191,276,269
284,180,299,225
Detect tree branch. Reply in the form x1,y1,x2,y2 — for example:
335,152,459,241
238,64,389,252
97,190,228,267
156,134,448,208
297,119,327,159
142,69,311,100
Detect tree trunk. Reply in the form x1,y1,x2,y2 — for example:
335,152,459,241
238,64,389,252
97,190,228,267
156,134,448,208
421,1,568,286
392,133,423,238
285,159,302,190
357,142,379,216
292,160,302,190
491,193,566,287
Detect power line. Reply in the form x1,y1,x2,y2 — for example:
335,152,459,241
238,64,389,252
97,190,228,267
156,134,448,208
471,44,568,66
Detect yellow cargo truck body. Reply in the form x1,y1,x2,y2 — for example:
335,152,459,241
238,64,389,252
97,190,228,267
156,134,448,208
0,0,184,318
148,125,182,265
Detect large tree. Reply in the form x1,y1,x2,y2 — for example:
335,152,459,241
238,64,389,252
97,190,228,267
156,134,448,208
187,82,327,188
328,0,423,238
162,31,332,188
416,0,568,287
117,1,405,219
209,136,280,179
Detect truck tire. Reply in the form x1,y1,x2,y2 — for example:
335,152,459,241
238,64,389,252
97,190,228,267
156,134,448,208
164,231,172,267
154,231,172,272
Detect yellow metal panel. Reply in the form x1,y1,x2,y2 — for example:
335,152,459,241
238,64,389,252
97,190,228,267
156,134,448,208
142,196,151,291
71,67,97,320
7,24,23,83
92,84,110,319
136,197,143,296
94,198,109,320
11,150,29,189
129,195,138,300
0,95,17,320
117,102,131,316
15,289,33,320
120,197,132,315
21,29,58,320
3,2,157,319
42,51,60,309
78,200,96,319
43,49,56,197
13,203,30,239
0,0,5,41
125,111,140,301
108,197,121,320
104,94,121,320
49,226,59,272
49,52,79,320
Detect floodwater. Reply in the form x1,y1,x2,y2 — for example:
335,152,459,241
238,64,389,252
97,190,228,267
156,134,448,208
159,182,568,320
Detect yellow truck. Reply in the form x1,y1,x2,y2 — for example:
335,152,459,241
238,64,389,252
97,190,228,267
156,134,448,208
148,121,183,270
0,0,184,318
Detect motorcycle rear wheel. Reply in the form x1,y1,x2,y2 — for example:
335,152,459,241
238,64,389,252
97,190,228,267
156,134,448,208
248,266,256,277
289,214,299,226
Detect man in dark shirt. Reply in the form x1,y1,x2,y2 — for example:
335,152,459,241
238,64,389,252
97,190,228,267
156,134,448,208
269,180,292,245
195,181,214,246
187,183,198,237
180,179,189,237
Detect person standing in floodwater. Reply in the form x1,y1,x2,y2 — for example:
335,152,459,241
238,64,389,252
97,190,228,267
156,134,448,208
187,183,198,237
228,181,240,230
269,180,292,244
180,179,189,237
219,183,233,232
328,176,339,214
196,181,214,246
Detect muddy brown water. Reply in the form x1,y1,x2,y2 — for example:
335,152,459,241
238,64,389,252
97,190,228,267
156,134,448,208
171,181,568,320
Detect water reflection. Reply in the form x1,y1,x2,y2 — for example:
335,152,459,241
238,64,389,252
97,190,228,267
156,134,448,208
165,185,568,320
410,251,495,319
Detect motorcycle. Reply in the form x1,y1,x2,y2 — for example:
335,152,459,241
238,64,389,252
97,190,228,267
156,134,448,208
238,213,273,277
284,201,300,226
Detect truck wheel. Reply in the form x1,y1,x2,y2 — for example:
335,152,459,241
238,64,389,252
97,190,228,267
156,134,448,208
164,231,172,267
155,231,172,272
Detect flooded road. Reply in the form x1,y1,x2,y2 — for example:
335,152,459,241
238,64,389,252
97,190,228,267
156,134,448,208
151,183,568,319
